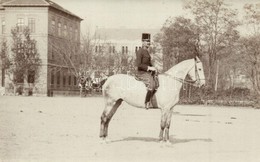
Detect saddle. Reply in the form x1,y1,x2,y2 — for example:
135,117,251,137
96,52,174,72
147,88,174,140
135,73,159,108
134,72,159,89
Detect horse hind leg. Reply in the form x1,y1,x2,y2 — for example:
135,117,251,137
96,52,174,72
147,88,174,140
100,98,123,139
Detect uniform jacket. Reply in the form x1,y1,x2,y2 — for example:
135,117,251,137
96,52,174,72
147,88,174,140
136,48,152,73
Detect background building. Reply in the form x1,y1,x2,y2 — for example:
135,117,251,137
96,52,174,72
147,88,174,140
0,0,82,96
94,28,159,56
93,28,163,74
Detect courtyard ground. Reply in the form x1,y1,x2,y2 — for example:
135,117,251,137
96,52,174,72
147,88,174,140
0,96,260,162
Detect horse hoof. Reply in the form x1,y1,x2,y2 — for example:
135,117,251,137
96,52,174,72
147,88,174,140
105,137,111,143
100,137,111,144
100,138,107,144
159,140,172,146
165,140,172,146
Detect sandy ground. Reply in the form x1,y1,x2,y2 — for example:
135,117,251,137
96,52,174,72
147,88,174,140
0,96,260,162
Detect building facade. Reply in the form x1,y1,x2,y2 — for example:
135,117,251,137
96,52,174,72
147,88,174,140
0,0,82,96
94,28,159,56
92,28,163,74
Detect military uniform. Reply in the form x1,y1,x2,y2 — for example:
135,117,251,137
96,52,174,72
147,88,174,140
135,46,158,109
136,48,156,91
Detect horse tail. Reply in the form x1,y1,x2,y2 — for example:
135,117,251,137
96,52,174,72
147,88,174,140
100,78,107,87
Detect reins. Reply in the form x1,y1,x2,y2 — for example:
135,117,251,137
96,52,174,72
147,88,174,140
162,73,197,86
162,61,201,86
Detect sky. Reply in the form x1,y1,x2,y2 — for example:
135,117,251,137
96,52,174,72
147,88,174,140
52,0,260,34
52,0,185,33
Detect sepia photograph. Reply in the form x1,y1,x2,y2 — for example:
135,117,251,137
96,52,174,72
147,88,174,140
0,0,260,161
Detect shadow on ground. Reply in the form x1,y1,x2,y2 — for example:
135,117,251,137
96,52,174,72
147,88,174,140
110,135,212,144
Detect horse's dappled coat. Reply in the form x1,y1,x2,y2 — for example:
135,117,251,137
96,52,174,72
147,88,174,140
100,57,205,142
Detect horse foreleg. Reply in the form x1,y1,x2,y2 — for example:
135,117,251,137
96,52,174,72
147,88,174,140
100,99,123,138
159,109,167,141
159,127,165,142
164,110,173,142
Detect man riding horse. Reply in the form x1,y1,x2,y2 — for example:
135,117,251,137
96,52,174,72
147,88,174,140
136,34,158,109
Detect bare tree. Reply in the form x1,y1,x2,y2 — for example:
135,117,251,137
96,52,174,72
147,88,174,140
237,3,260,107
184,0,240,91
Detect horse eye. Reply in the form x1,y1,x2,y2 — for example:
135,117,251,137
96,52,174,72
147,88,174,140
198,68,201,71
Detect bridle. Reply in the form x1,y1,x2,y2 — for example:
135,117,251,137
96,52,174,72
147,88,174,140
163,59,202,86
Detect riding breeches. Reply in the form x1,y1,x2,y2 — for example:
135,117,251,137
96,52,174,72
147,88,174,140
136,72,156,91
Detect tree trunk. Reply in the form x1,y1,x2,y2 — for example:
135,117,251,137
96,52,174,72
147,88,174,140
207,51,217,91
13,84,16,95
252,65,260,109
254,90,260,109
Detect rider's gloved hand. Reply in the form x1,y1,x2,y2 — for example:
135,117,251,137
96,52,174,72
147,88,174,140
147,66,156,71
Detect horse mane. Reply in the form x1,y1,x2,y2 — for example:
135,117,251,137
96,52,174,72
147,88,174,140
164,58,194,76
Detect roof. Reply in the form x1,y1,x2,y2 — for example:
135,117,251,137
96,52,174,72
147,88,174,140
2,0,82,20
95,28,160,41
0,0,11,9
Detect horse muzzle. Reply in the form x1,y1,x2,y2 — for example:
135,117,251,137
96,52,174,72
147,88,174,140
195,79,205,88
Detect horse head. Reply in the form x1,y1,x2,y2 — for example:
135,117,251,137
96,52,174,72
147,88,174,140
187,56,206,87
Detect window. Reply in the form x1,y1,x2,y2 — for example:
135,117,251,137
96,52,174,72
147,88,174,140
121,46,128,54
51,20,56,34
16,72,24,83
51,71,54,85
122,46,125,54
51,45,54,59
28,18,35,33
2,19,5,34
58,22,61,36
68,75,71,86
74,76,77,86
63,24,67,37
57,71,60,86
31,42,36,54
27,70,35,83
17,18,24,32
63,73,66,87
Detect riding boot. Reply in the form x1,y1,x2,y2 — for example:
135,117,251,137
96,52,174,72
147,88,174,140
145,90,153,110
152,89,157,96
148,90,157,108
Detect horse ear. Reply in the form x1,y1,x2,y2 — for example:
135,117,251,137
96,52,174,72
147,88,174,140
194,56,200,62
